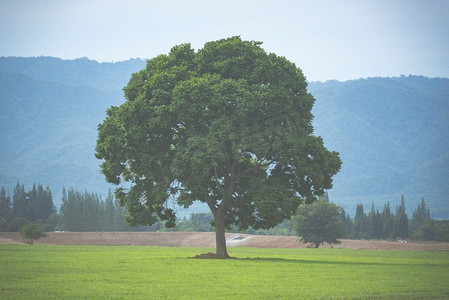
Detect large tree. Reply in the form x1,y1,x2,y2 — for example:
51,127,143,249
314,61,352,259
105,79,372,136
96,37,341,257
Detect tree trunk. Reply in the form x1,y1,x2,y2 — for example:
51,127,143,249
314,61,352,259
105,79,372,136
214,210,229,258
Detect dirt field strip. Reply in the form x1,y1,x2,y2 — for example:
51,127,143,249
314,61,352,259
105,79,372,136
1,232,449,250
0,237,22,244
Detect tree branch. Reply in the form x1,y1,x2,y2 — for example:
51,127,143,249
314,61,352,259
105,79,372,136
239,158,275,178
213,166,226,198
204,193,217,216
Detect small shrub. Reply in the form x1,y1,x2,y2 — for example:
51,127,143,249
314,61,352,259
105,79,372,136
19,222,47,244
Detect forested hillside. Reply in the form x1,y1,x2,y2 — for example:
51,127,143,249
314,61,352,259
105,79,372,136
0,57,448,218
309,77,449,218
0,57,146,204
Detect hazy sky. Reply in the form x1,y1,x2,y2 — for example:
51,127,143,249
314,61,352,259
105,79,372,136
1,0,448,81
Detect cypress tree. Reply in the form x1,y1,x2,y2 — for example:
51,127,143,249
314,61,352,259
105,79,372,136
36,184,45,220
393,195,408,239
60,188,80,231
60,189,106,231
0,187,10,217
411,197,430,233
381,202,394,239
43,186,55,219
353,203,367,239
28,184,39,220
0,187,11,231
367,203,382,239
339,207,353,238
13,182,27,219
104,190,116,231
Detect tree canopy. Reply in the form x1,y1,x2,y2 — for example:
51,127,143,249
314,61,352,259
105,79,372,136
19,222,46,244
291,200,344,248
96,36,341,257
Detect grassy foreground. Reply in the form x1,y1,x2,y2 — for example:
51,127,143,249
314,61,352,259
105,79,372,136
1,244,448,299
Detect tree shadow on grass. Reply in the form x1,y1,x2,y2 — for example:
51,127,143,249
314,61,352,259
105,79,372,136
235,257,420,267
191,252,237,259
187,253,433,267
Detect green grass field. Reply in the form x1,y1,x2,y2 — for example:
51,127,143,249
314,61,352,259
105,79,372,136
1,244,448,299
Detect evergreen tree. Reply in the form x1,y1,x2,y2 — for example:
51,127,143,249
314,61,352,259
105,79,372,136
104,190,116,231
62,187,67,204
36,185,45,219
381,202,394,239
339,207,353,238
60,188,81,231
96,196,105,230
393,195,408,239
44,186,55,218
417,219,438,241
60,189,108,231
353,204,367,239
28,184,39,220
114,205,131,231
13,182,27,219
1,183,55,231
411,197,430,233
367,203,382,239
0,187,10,217
79,191,100,231
0,187,11,231
35,185,54,221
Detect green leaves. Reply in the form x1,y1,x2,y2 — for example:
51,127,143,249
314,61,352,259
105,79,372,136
96,36,341,231
19,222,46,244
291,200,344,247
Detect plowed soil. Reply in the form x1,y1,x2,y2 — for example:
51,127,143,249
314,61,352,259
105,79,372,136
1,232,448,251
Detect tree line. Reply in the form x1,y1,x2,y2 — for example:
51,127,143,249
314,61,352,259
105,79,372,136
0,183,159,232
1,183,448,242
0,182,292,234
288,197,449,248
0,183,56,231
340,196,449,242
164,195,449,243
59,188,164,231
165,195,449,242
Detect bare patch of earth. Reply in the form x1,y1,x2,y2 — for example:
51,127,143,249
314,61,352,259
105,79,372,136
239,235,449,251
1,232,448,251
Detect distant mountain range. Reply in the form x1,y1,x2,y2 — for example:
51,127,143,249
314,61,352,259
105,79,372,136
309,77,449,218
1,57,448,218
